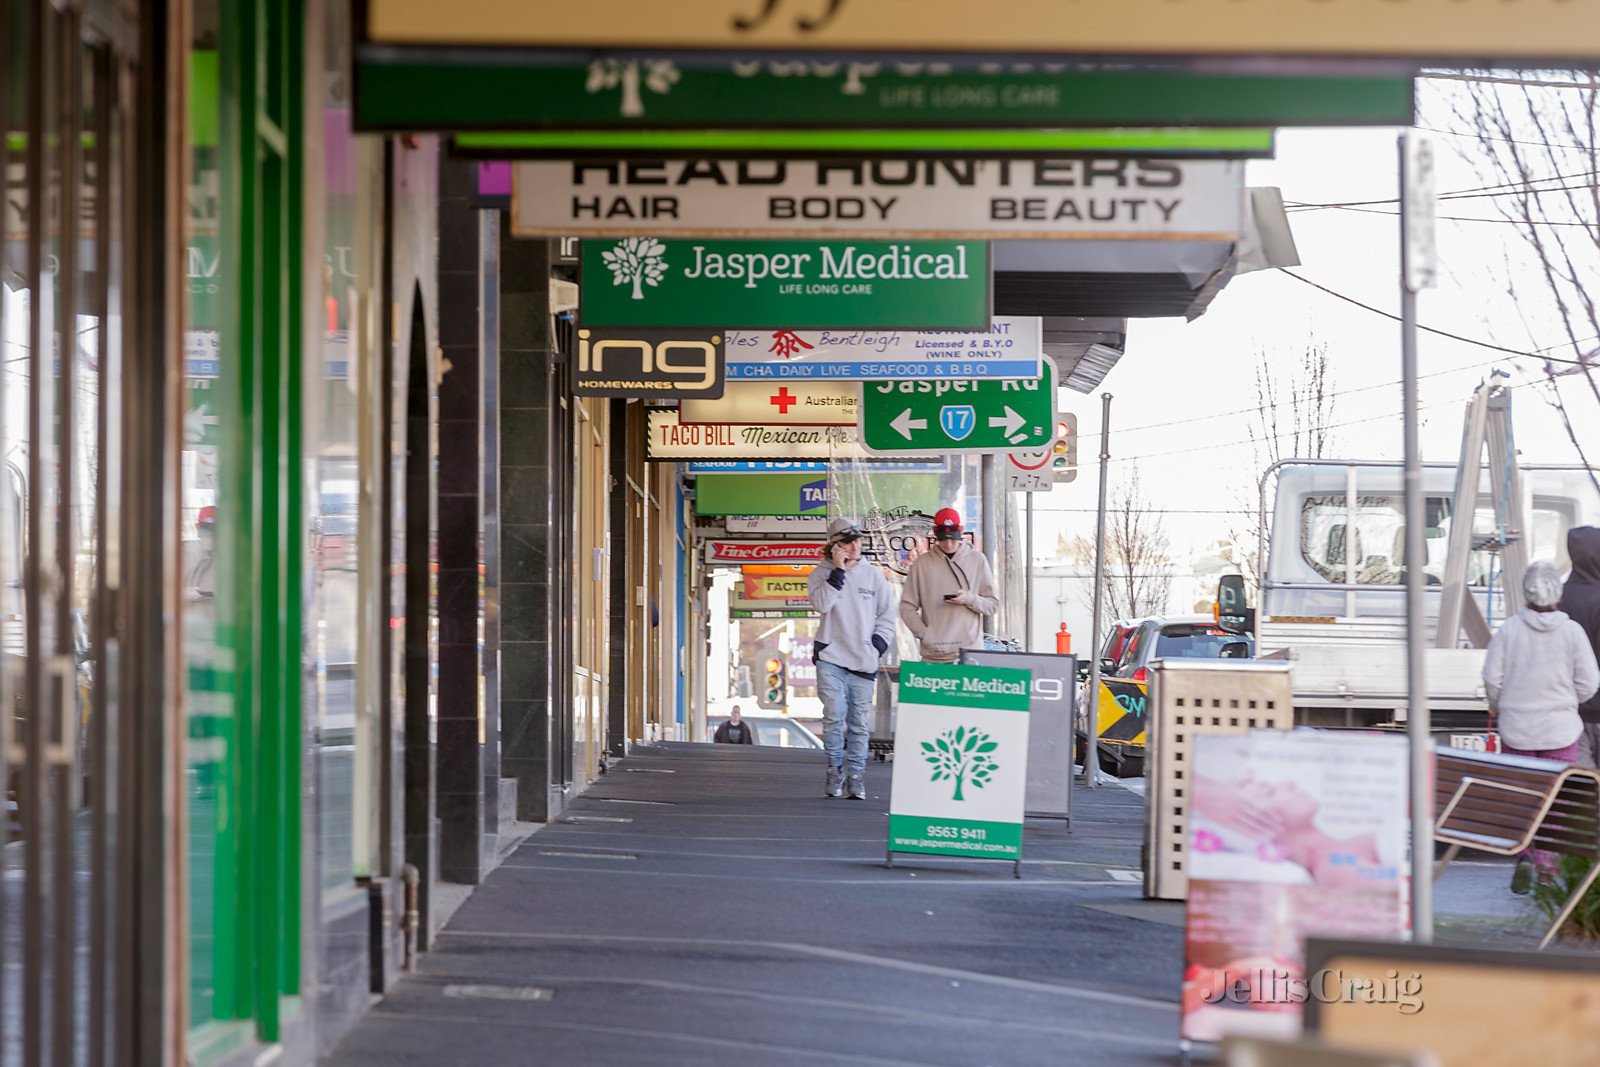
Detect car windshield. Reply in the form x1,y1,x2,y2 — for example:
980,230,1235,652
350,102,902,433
1154,625,1253,660
752,721,820,748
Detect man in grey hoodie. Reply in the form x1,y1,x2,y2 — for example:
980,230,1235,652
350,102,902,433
1483,559,1600,892
1558,527,1600,768
808,517,897,800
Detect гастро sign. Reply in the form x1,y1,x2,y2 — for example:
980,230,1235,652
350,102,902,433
573,326,725,398
726,317,1039,381
516,158,1244,241
579,238,989,331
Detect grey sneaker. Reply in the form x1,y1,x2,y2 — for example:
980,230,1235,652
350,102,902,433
824,765,845,798
846,775,866,800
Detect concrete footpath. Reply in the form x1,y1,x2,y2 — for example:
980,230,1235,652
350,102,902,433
322,743,1549,1066
324,742,1186,1065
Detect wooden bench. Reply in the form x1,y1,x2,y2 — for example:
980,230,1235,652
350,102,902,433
1434,748,1600,948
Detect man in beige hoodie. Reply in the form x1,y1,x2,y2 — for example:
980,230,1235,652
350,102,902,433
899,508,999,663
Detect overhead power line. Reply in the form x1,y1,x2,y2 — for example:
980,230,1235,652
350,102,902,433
1277,270,1598,366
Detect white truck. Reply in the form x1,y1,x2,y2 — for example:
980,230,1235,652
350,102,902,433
1242,457,1600,740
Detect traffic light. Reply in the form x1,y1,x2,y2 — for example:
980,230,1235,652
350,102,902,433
759,656,787,710
1052,413,1078,483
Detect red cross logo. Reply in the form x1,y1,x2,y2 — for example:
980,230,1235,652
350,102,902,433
770,388,797,415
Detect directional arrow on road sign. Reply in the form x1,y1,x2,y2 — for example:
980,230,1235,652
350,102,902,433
989,406,1027,441
891,410,929,440
860,358,1055,455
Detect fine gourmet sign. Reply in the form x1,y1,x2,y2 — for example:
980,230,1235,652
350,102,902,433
703,539,826,565
514,158,1244,241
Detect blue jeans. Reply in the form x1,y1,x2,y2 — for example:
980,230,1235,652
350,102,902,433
816,659,874,776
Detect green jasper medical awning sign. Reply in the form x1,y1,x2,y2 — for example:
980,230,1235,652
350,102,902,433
861,358,1054,455
579,239,989,330
353,57,1412,131
458,127,1274,159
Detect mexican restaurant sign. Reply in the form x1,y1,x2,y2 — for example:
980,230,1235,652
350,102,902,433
648,409,932,461
578,238,989,330
703,539,825,565
726,317,1039,381
515,158,1244,241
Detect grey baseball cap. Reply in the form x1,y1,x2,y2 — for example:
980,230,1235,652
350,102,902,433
826,517,862,542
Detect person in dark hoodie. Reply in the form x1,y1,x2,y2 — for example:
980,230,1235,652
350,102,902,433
1559,526,1600,768
1484,560,1600,893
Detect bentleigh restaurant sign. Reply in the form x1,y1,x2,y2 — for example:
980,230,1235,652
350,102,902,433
514,158,1244,241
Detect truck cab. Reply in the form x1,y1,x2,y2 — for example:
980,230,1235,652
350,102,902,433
1255,460,1600,733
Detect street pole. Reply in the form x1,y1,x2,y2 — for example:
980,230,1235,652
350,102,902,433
1084,393,1113,791
1025,492,1034,650
1400,131,1437,942
981,454,997,636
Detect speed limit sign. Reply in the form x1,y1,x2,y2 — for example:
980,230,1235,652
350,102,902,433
1006,447,1052,493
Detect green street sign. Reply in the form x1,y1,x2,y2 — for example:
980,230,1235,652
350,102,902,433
694,471,941,517
579,239,989,331
455,127,1274,160
354,56,1412,132
860,358,1054,455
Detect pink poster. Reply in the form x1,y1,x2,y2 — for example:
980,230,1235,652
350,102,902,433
1181,731,1409,1044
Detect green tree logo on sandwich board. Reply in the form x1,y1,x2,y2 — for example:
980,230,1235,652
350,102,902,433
922,726,999,802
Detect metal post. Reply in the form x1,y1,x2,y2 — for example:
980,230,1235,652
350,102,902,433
1085,393,1113,790
1025,492,1034,650
1400,133,1434,942
980,454,997,635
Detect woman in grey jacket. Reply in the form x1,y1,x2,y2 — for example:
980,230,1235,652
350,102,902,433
1483,560,1600,891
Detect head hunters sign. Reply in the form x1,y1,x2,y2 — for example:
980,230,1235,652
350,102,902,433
514,158,1244,241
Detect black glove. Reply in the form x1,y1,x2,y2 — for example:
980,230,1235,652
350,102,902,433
826,566,847,590
871,634,888,656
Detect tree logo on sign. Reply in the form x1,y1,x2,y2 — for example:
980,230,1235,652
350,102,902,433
601,238,670,301
585,59,681,118
922,726,999,802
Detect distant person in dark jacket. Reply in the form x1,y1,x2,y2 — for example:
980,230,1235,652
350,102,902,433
714,706,756,745
1559,527,1600,768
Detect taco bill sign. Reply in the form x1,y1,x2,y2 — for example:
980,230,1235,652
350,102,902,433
579,238,989,330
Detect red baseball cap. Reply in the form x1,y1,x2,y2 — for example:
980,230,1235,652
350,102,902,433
933,508,962,539
197,505,217,528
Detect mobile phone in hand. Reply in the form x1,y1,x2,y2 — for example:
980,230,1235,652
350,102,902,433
943,593,958,601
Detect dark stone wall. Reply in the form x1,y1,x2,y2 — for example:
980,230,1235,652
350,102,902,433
435,156,485,883
498,233,561,820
